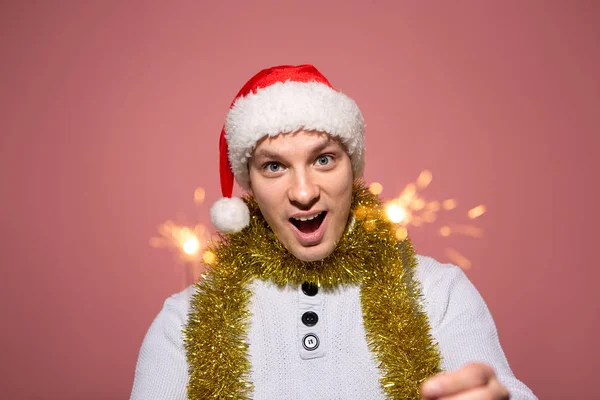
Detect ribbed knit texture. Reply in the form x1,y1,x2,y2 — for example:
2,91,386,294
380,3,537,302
130,255,537,399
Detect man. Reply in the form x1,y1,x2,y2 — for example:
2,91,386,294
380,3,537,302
131,65,536,399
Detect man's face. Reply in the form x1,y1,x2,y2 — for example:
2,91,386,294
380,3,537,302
248,130,354,262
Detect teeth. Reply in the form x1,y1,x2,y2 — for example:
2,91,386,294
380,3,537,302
292,212,323,222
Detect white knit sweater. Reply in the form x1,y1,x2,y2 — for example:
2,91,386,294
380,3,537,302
131,255,537,399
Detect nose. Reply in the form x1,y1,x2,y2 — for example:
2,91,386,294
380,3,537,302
288,169,320,209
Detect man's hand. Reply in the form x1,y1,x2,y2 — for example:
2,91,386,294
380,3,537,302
421,362,510,399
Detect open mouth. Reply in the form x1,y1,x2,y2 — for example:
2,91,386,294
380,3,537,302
290,211,327,234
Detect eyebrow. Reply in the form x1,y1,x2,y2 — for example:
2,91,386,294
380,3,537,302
252,148,283,161
308,139,339,156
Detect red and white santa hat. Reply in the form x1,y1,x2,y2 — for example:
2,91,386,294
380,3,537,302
210,64,365,233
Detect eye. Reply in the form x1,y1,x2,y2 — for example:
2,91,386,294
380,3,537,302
315,155,333,166
265,162,282,172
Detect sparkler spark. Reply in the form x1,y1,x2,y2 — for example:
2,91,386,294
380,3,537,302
416,170,433,189
183,235,200,255
150,221,209,263
451,224,484,238
468,205,486,219
151,186,213,279
368,182,383,195
439,226,451,237
395,227,408,241
379,171,437,227
386,201,410,224
194,187,206,205
202,250,216,265
442,199,457,210
445,248,472,270
151,185,214,287
374,170,486,270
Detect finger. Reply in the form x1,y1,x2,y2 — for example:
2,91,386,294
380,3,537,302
421,363,495,398
437,386,495,400
488,377,510,400
437,379,509,400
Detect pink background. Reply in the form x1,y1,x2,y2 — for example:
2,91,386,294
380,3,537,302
1,1,598,399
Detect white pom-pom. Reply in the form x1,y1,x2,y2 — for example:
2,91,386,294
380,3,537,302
210,197,250,233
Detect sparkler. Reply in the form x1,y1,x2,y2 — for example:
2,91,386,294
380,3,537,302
372,170,486,270
150,187,212,286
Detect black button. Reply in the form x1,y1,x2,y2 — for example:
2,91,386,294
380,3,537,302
301,311,319,326
301,282,318,296
302,334,319,351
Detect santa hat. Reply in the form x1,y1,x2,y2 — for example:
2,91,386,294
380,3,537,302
210,64,365,233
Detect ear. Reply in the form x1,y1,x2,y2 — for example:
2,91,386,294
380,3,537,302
246,176,254,196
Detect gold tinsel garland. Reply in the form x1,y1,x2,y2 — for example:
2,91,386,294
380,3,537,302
183,182,442,399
